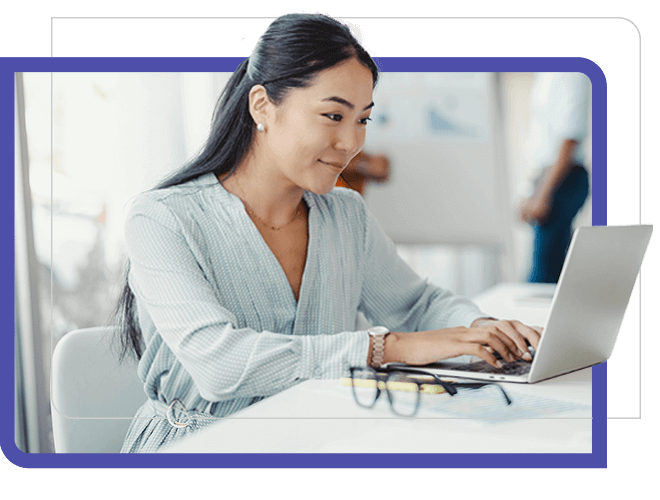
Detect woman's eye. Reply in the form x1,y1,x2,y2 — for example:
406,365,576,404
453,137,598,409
323,114,371,125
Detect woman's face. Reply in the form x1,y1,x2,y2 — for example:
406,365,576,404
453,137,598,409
260,58,375,195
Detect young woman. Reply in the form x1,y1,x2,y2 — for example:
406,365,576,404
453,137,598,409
115,13,541,453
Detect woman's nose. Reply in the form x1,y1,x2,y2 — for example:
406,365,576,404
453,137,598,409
334,125,363,154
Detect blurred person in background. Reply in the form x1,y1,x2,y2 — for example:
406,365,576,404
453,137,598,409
519,72,591,283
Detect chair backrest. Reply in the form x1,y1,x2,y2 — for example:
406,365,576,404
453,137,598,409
51,327,147,453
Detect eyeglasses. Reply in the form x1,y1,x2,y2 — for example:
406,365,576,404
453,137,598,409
348,366,512,417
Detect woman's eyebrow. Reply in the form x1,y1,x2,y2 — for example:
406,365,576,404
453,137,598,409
321,96,375,111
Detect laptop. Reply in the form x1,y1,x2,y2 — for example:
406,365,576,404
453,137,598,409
387,225,653,384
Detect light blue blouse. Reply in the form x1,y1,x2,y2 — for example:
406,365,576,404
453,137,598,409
120,172,487,453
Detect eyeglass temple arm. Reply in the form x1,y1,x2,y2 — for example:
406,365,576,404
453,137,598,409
382,366,456,396
430,374,458,396
499,386,513,405
377,367,512,405
384,367,458,396
455,382,513,405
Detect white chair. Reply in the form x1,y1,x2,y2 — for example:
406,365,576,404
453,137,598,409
51,326,147,453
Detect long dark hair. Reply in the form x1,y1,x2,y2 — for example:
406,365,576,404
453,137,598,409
113,13,380,361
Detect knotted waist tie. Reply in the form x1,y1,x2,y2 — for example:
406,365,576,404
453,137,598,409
162,399,218,429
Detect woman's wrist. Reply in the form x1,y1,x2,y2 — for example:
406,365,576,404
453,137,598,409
366,331,402,366
381,331,402,365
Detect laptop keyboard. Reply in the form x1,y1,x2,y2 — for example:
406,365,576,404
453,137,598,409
449,359,532,376
440,347,535,376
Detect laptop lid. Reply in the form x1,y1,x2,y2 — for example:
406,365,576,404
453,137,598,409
527,225,652,382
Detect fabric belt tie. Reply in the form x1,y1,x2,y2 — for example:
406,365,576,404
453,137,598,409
164,399,217,428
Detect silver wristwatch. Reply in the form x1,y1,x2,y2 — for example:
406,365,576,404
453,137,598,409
367,326,390,368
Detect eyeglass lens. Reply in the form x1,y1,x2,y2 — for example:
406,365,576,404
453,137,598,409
350,367,380,408
351,368,421,417
385,372,420,417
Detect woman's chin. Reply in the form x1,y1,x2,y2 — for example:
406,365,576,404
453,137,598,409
304,178,341,195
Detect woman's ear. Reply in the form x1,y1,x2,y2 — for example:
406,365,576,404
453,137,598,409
248,85,272,130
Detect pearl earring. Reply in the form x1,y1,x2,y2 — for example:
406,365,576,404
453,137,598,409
257,123,265,132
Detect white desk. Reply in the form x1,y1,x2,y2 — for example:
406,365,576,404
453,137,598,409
162,283,592,454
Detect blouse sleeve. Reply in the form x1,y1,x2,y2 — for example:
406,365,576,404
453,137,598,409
356,197,488,332
125,194,369,402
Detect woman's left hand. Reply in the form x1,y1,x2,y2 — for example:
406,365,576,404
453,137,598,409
470,318,543,361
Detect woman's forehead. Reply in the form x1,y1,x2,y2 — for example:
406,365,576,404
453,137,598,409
290,59,374,107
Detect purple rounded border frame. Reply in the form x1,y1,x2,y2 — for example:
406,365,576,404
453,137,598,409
1,56,607,467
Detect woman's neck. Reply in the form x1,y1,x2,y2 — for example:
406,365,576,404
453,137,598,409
220,157,305,228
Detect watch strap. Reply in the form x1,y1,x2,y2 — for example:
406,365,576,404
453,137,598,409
368,326,389,368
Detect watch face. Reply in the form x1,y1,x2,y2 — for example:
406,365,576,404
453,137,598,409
369,326,389,336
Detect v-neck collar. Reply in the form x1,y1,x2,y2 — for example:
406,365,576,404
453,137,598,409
202,173,318,320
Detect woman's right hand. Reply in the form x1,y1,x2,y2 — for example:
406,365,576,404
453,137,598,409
382,325,534,368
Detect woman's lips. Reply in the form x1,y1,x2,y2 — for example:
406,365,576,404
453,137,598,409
319,160,345,169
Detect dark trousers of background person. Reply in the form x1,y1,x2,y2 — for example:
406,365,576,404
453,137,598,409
528,165,590,283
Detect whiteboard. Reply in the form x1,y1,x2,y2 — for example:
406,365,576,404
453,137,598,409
362,72,511,247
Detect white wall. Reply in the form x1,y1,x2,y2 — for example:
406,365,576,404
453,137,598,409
363,73,508,246
358,72,511,298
